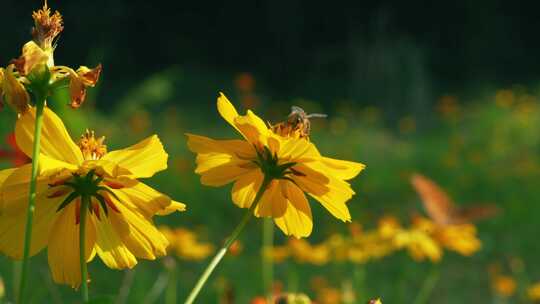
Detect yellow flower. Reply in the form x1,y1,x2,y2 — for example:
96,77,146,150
160,227,214,261
434,223,481,256
492,275,516,298
0,107,185,287
394,229,442,262
527,282,540,301
186,93,365,238
287,238,330,265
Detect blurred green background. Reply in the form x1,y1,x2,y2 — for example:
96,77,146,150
1,1,540,303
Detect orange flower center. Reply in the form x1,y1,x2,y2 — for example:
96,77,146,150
78,129,107,160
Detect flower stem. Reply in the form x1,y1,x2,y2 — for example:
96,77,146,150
184,176,273,304
80,195,90,303
262,217,274,301
412,267,439,304
18,99,45,304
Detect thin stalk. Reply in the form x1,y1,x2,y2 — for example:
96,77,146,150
184,177,272,304
165,259,177,304
412,267,439,304
18,99,45,304
79,195,90,303
262,218,274,301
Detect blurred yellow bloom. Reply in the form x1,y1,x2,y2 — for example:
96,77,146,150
492,275,516,298
527,282,540,301
186,93,365,238
434,224,481,256
0,107,185,287
160,227,214,261
264,244,290,263
288,238,330,265
368,298,383,304
394,229,442,262
315,286,342,304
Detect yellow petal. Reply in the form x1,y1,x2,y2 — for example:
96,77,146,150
292,164,354,222
254,180,287,218
48,203,96,288
16,107,83,165
101,135,167,178
199,161,253,187
273,181,313,238
231,169,264,208
278,136,320,162
186,133,255,159
156,200,186,215
3,65,30,114
110,202,169,260
93,213,137,269
0,166,59,258
320,157,366,180
108,178,176,218
217,93,269,144
217,92,241,133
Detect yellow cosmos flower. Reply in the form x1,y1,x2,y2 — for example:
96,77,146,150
186,93,365,238
492,275,516,298
0,107,185,287
434,223,481,256
287,238,330,265
160,226,215,261
527,282,540,301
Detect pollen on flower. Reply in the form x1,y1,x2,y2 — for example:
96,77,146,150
78,129,107,160
32,1,64,50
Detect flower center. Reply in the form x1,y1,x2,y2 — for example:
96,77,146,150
78,129,107,160
253,146,297,180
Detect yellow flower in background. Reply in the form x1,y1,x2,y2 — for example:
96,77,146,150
160,227,214,261
528,282,540,301
492,275,516,298
0,107,185,287
186,93,365,238
264,244,290,264
287,238,330,265
393,228,442,263
434,223,481,256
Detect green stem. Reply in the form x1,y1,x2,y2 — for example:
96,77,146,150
184,176,272,304
18,99,45,304
165,259,177,304
80,195,90,303
262,218,274,301
412,267,439,304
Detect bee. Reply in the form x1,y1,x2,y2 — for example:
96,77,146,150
271,106,327,139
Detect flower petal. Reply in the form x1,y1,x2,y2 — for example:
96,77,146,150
107,178,178,218
254,179,287,218
292,164,354,222
0,166,59,258
186,134,255,160
319,157,366,180
156,200,186,215
110,202,169,260
48,203,96,287
101,135,167,178
16,107,83,165
93,212,137,269
278,137,320,162
231,169,264,208
273,181,313,238
217,93,269,144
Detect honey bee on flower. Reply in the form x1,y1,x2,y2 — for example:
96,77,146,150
271,106,327,139
186,93,365,238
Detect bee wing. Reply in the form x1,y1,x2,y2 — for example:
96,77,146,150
290,105,305,114
457,204,500,223
411,173,457,225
